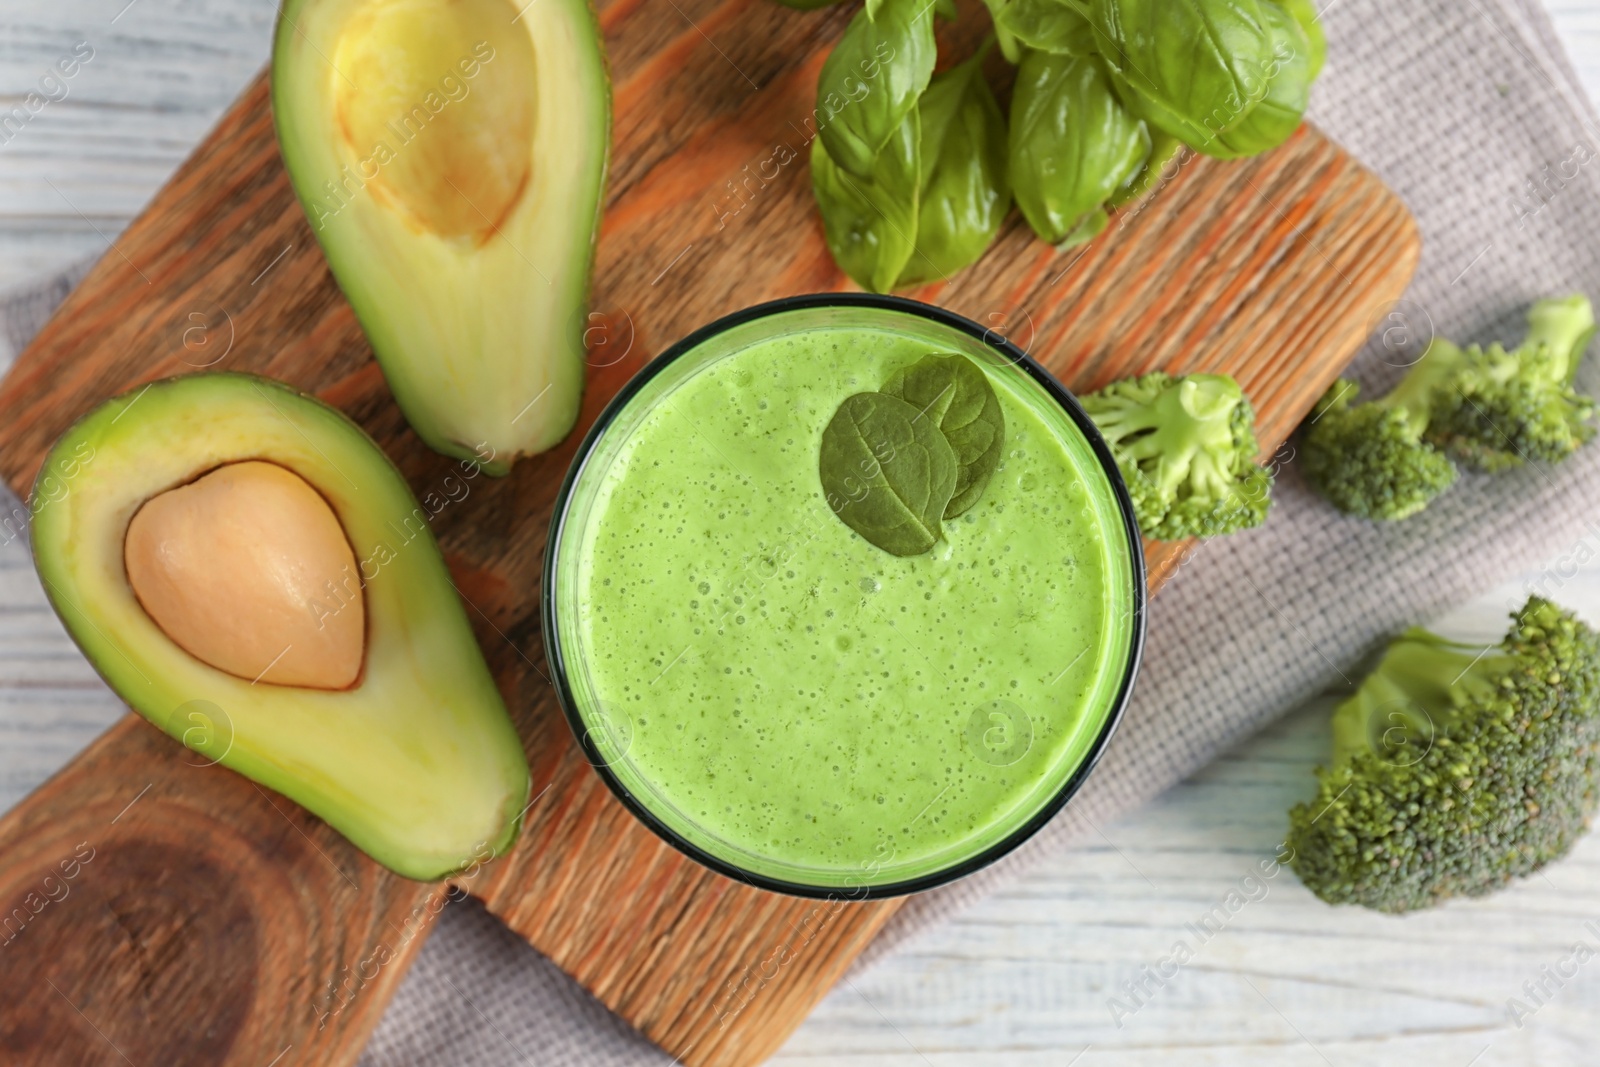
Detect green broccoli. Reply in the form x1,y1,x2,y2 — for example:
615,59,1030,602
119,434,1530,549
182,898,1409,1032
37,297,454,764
1080,372,1271,541
1427,295,1598,471
1286,597,1600,914
1298,340,1464,521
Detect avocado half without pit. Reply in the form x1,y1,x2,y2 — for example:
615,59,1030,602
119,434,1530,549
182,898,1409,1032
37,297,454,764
271,0,610,473
32,374,530,881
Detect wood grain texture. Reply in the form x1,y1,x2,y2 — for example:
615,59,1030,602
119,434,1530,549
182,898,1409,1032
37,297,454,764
0,714,442,1064
0,1,1417,1063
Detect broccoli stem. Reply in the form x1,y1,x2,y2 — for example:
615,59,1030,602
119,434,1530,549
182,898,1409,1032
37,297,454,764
1376,339,1468,431
1522,295,1596,386
1329,627,1501,768
1096,376,1240,498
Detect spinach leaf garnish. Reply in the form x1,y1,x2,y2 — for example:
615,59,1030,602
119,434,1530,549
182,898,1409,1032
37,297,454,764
820,392,958,556
882,353,1006,517
819,353,1007,555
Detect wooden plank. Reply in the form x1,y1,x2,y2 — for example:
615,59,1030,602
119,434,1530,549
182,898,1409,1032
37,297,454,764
0,0,1419,1062
0,714,443,1062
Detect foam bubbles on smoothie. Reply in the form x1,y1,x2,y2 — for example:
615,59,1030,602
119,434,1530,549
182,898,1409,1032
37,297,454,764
573,328,1124,880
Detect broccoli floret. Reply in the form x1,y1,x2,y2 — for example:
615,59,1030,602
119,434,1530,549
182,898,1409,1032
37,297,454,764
1299,340,1464,521
1427,295,1598,471
1286,597,1600,914
1080,372,1271,541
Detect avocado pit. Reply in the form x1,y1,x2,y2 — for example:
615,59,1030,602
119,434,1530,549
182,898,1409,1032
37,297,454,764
123,460,365,689
331,0,538,242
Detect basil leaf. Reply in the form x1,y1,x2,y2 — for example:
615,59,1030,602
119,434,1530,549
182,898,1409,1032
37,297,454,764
894,54,1010,288
816,0,936,178
1273,0,1325,79
820,392,958,556
984,3,1024,64
1089,0,1278,156
989,0,1097,55
812,109,920,293
1106,131,1183,208
882,353,1005,517
1009,50,1150,246
1207,0,1314,158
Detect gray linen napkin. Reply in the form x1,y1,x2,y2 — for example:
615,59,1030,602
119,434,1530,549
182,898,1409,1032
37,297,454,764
3,0,1598,1061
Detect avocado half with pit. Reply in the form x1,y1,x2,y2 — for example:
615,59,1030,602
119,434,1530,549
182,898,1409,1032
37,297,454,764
31,373,530,880
271,0,610,473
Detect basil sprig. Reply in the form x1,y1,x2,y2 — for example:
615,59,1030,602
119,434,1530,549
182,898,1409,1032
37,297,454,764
788,0,1324,292
819,353,1006,555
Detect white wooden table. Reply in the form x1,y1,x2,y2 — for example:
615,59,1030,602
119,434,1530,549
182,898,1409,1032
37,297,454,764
3,4,1600,1064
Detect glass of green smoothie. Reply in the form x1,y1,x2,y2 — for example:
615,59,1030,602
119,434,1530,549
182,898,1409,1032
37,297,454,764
545,295,1145,898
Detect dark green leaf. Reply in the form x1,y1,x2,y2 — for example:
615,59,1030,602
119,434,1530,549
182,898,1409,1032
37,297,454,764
895,54,1011,288
812,109,921,293
820,392,958,556
1089,0,1279,156
1008,50,1150,246
881,353,1005,517
816,0,937,178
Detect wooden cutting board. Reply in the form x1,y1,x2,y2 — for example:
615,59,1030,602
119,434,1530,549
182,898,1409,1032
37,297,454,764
0,1,1418,1062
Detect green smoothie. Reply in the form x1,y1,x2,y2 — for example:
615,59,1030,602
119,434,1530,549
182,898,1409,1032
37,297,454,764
552,305,1138,891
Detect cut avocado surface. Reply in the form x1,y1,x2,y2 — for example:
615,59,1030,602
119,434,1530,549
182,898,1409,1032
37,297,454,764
272,0,610,472
32,373,530,881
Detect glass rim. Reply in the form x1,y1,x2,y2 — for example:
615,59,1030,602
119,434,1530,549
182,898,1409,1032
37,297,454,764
542,293,1148,901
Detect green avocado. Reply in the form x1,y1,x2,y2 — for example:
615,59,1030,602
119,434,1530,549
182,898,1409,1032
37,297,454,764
271,0,610,473
31,373,531,881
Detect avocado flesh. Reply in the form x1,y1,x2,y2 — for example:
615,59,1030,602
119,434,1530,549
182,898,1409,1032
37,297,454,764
272,0,610,473
31,373,531,881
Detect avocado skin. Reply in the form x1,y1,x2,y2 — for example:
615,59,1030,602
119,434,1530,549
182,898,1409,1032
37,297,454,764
270,0,612,473
31,372,531,881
